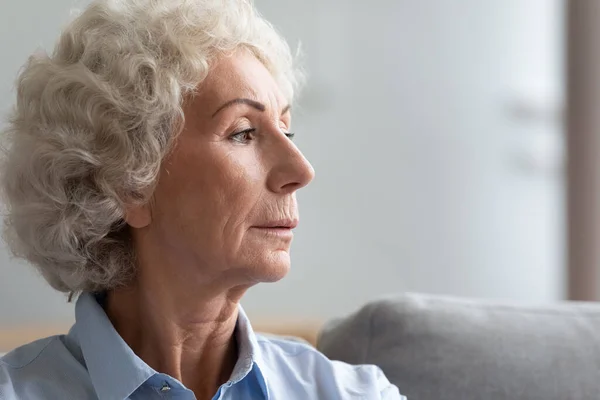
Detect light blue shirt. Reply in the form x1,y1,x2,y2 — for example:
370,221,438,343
0,293,405,399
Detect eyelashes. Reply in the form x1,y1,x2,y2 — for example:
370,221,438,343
230,128,255,144
229,128,295,144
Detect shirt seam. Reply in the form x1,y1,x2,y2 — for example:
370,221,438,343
0,337,59,370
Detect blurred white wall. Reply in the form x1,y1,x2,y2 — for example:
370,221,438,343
0,0,565,326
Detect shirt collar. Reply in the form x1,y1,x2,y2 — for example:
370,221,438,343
232,305,269,397
71,292,156,400
70,292,269,400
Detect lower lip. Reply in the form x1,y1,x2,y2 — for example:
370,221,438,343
252,227,294,238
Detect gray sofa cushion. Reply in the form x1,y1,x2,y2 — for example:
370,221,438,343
317,293,600,400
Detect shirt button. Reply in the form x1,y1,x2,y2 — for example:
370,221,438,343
160,383,171,392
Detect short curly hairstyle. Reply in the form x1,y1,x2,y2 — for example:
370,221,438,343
0,0,302,294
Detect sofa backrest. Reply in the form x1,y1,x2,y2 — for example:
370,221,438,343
317,293,600,400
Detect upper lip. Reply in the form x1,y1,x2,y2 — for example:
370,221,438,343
255,219,299,229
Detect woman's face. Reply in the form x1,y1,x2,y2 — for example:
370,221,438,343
129,50,314,286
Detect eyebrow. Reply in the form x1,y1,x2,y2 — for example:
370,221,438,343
211,98,291,118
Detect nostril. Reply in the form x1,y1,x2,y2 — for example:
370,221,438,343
280,181,302,192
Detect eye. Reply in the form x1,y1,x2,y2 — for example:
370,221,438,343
284,132,295,141
230,128,256,144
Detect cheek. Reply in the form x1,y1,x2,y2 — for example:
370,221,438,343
215,152,266,231
153,143,265,246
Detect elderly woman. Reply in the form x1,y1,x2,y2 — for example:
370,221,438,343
0,0,405,399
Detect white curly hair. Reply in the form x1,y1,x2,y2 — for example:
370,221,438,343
0,0,302,294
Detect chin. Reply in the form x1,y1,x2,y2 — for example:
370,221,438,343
253,250,291,283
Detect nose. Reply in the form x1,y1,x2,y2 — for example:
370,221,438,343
267,134,315,194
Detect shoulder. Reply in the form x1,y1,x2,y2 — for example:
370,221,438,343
1,336,61,369
1,337,60,399
255,334,406,399
1,335,94,399
255,333,316,357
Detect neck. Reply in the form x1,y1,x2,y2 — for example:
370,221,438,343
105,279,246,399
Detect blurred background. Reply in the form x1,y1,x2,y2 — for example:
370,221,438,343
2,0,596,334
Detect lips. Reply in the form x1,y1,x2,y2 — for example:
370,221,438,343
254,219,299,229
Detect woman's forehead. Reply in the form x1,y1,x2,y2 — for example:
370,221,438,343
193,51,288,114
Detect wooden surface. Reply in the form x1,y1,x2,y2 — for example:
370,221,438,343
567,0,600,301
0,325,70,353
0,321,323,353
